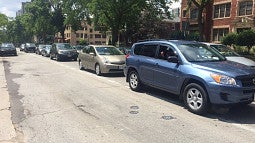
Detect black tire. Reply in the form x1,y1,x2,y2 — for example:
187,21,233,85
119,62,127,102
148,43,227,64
128,70,142,92
50,54,53,60
95,64,101,76
79,60,84,70
183,83,210,115
56,54,61,61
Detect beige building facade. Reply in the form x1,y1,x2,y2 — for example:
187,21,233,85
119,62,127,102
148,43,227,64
56,22,107,46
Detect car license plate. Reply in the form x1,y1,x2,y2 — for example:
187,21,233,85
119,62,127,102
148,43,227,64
118,66,123,69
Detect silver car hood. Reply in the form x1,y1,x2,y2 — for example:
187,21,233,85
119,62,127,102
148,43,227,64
226,56,255,67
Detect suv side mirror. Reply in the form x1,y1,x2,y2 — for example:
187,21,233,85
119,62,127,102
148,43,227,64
167,56,179,63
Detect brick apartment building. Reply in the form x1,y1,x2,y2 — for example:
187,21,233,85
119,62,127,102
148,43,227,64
55,22,107,46
181,0,255,43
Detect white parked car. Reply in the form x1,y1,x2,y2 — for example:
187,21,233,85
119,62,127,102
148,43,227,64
203,43,255,67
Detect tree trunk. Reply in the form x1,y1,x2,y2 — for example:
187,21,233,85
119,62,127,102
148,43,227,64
111,28,119,46
198,8,204,42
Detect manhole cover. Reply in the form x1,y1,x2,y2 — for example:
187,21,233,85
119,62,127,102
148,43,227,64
162,116,174,120
129,111,139,114
130,106,139,110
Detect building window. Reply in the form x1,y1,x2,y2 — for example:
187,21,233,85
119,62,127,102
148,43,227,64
90,28,93,33
214,3,231,18
190,8,198,19
183,10,187,18
95,34,101,38
95,41,101,45
213,28,229,41
80,33,83,38
102,34,106,38
172,24,175,30
239,1,253,16
76,33,79,38
90,34,93,38
84,34,88,38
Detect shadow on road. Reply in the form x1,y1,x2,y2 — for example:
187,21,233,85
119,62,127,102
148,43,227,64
80,68,125,78
138,86,255,124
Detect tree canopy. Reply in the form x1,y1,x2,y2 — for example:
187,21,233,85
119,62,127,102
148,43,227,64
4,0,178,45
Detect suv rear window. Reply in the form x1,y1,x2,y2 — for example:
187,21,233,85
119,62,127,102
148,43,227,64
134,44,157,58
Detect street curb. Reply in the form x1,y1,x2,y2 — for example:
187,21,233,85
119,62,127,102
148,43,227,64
0,58,17,143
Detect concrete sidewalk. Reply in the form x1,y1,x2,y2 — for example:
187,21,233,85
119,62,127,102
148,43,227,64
0,58,17,143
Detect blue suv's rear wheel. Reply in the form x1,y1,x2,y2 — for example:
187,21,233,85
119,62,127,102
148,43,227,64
128,70,142,91
183,83,209,114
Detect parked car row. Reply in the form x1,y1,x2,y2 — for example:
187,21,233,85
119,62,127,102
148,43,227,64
18,40,255,115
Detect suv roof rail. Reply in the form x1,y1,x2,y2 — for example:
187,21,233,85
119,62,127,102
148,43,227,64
137,39,167,42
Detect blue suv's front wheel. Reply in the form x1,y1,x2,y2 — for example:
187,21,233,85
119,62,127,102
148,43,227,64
183,83,210,115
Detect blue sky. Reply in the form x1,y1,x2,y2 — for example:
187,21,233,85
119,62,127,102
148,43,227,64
0,0,30,18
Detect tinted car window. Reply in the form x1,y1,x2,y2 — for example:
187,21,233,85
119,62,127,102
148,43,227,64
157,45,176,60
87,46,95,54
134,44,157,57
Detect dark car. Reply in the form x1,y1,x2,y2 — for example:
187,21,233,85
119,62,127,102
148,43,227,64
41,45,52,57
73,45,84,53
124,40,255,114
35,44,45,55
20,44,25,51
50,43,78,61
24,43,36,53
0,43,17,56
117,47,131,55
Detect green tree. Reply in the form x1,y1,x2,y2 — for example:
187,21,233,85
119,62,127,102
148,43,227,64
221,33,237,47
49,0,66,42
62,0,91,31
26,0,55,44
88,0,173,45
235,29,255,54
0,13,8,43
187,0,212,41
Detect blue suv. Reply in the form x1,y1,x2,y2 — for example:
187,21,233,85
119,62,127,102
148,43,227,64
124,40,255,114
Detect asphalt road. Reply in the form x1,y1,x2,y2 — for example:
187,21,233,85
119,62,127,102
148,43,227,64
1,50,255,143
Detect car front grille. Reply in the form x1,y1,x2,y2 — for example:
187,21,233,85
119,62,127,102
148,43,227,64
236,75,255,87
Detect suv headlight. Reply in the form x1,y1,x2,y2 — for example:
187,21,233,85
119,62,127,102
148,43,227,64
210,74,236,85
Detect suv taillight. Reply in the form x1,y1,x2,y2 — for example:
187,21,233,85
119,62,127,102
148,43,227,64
125,53,130,59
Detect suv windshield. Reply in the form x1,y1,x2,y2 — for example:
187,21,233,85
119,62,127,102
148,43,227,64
210,44,239,57
178,44,226,62
96,47,124,55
